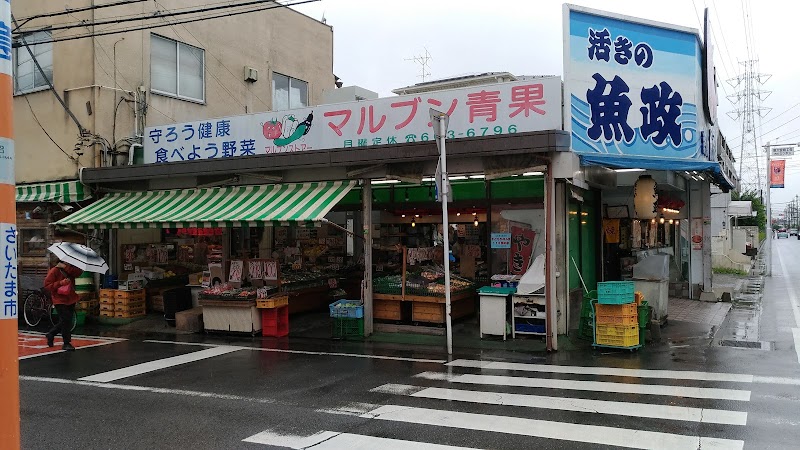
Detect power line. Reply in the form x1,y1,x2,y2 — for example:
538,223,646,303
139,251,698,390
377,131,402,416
23,96,79,164
711,0,738,76
13,0,147,30
152,0,270,111
16,0,279,35
11,0,319,47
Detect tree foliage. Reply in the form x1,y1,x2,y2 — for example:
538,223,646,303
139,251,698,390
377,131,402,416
731,189,767,232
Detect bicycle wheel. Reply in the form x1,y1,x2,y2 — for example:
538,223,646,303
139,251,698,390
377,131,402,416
50,305,78,331
23,292,47,327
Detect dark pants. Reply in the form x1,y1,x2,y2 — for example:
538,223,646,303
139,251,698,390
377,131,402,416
47,303,75,344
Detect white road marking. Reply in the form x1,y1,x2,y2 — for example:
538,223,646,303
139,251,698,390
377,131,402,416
143,339,447,364
371,384,747,425
314,402,381,416
243,430,474,449
414,372,751,401
447,359,754,383
20,375,276,404
78,346,241,383
363,405,745,450
753,375,800,386
776,246,800,365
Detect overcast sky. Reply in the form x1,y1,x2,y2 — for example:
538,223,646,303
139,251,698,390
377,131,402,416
292,0,800,212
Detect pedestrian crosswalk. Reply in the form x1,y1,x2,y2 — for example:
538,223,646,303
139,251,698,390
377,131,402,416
244,358,752,449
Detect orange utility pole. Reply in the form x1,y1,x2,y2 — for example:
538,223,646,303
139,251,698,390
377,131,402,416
0,0,21,448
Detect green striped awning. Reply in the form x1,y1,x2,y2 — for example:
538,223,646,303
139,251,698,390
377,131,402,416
16,180,92,203
54,180,357,229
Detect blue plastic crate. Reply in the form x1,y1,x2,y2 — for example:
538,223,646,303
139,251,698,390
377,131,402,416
329,299,364,318
597,281,635,304
515,323,546,334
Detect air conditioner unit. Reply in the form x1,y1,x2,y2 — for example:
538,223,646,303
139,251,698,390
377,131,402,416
244,66,258,82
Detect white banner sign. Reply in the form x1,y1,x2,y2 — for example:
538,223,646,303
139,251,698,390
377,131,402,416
143,78,562,164
1,222,17,319
771,145,796,157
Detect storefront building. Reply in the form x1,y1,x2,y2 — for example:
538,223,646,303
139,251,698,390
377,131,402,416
560,5,739,329
59,78,571,349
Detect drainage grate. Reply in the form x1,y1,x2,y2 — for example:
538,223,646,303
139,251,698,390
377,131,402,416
719,340,773,350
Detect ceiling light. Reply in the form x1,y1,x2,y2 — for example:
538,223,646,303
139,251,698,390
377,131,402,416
614,168,646,173
372,179,401,185
456,212,461,216
401,214,406,218
448,176,467,181
421,177,435,182
469,175,486,179
473,219,479,227
523,171,544,176
411,218,416,227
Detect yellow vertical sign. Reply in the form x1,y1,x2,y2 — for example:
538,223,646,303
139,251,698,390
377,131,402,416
0,0,21,448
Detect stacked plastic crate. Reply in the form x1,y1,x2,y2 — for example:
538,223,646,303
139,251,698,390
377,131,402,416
593,281,641,350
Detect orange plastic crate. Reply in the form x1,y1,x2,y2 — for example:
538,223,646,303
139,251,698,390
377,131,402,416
595,303,638,316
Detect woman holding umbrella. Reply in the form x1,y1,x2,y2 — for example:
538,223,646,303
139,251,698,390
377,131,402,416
44,261,83,350
45,243,109,351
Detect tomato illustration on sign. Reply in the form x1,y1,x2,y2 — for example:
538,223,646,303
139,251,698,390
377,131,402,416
263,112,314,147
263,120,282,139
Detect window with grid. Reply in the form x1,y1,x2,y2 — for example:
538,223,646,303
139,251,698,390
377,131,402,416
150,34,205,102
13,31,53,95
272,72,308,110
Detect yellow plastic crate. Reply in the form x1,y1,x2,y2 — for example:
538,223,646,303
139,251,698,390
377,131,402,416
595,324,639,347
256,295,289,309
596,333,639,347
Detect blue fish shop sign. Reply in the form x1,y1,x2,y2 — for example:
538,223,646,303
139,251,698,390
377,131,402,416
564,5,708,161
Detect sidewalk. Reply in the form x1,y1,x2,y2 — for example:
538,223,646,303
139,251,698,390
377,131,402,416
18,297,734,361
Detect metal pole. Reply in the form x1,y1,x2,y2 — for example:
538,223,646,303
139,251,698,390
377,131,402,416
438,116,453,356
0,1,21,447
362,180,373,337
765,143,772,276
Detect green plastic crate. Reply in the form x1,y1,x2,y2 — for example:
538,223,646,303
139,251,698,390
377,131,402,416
332,317,364,339
638,301,651,329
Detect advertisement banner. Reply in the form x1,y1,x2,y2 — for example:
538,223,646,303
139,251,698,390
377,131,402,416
143,78,562,164
490,233,512,249
510,226,536,275
770,160,786,188
691,218,703,250
564,5,707,161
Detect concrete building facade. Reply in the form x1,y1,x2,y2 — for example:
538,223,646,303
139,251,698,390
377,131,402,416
12,0,333,183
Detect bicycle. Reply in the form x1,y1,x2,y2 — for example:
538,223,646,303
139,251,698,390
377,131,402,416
20,275,77,332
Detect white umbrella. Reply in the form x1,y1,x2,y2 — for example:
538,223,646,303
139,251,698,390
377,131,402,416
48,242,109,274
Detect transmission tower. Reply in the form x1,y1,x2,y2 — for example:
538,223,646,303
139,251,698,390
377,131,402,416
727,60,771,194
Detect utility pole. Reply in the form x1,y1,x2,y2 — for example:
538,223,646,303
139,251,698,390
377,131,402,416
728,60,771,193
0,1,21,448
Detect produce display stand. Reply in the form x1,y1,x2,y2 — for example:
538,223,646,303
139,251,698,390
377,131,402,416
198,299,261,335
373,246,476,325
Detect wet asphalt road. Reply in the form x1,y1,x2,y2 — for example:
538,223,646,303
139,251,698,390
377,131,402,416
17,240,800,449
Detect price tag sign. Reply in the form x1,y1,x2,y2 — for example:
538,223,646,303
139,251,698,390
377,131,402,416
264,260,279,281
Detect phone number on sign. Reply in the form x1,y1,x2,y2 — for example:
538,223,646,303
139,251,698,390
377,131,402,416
342,125,520,147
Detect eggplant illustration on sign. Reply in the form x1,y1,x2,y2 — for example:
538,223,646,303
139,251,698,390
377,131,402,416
263,112,314,147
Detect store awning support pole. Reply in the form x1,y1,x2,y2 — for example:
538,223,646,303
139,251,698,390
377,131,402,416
545,169,557,351
362,180,374,337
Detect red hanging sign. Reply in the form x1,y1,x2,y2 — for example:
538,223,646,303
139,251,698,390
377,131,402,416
770,160,786,188
510,226,536,275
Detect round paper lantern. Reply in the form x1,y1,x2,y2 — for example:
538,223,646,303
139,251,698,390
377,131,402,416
633,175,658,219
